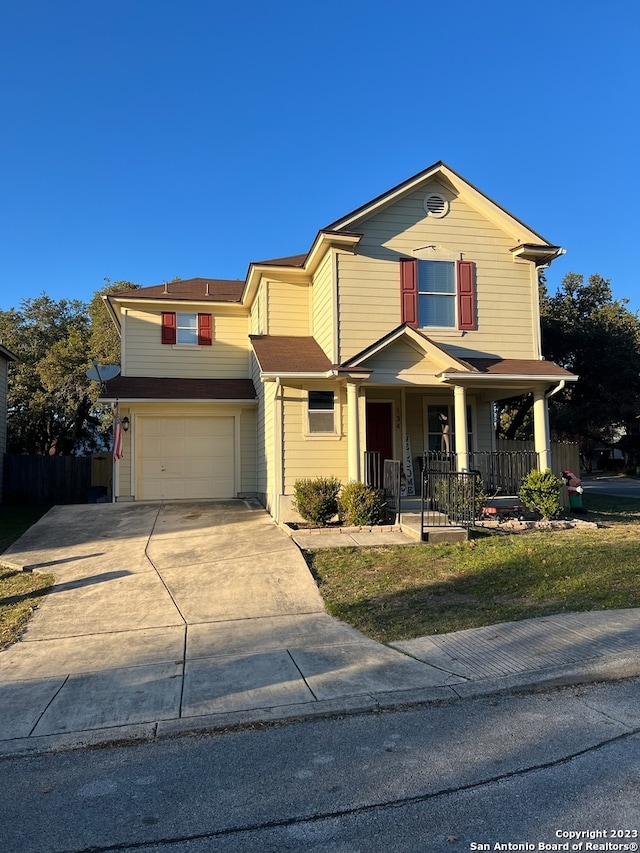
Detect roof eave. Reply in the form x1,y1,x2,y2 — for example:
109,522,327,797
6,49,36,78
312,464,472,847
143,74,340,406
438,372,578,383
260,370,339,382
99,396,257,404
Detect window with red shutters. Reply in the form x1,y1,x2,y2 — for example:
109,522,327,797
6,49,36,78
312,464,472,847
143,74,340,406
399,259,476,331
160,312,213,345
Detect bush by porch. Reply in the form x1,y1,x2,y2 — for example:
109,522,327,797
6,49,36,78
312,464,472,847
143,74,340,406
304,492,640,643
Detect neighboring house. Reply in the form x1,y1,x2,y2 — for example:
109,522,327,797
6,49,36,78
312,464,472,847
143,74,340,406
100,161,577,519
0,343,18,502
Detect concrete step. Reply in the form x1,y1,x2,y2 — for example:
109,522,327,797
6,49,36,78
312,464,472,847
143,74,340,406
399,511,469,544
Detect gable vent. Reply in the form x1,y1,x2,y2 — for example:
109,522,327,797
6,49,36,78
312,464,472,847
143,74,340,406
423,193,449,218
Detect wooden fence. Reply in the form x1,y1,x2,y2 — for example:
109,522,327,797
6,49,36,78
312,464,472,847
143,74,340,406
495,440,581,478
2,453,111,505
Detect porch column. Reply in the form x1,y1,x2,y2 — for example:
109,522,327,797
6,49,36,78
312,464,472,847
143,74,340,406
347,381,361,482
533,388,551,471
453,384,469,470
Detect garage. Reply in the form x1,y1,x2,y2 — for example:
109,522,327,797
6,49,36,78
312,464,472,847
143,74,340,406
136,416,235,500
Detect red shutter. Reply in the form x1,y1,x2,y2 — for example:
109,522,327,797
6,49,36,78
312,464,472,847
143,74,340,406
197,313,212,346
457,260,476,331
400,258,418,328
161,312,176,344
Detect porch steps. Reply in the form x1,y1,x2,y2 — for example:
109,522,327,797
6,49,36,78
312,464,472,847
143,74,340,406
399,509,468,544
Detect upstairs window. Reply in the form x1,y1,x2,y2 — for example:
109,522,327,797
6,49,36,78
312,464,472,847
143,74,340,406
161,312,212,345
418,261,456,328
400,258,476,331
307,390,335,434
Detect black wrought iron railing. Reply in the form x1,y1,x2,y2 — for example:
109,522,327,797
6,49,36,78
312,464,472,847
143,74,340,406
421,450,538,496
421,468,477,532
469,451,538,496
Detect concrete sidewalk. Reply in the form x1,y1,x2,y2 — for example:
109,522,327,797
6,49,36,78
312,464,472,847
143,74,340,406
1,500,640,757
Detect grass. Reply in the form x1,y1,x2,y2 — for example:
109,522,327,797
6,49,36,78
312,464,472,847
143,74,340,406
0,504,54,649
304,492,640,643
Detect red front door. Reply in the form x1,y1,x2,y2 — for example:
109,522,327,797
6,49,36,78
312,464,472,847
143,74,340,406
366,402,394,463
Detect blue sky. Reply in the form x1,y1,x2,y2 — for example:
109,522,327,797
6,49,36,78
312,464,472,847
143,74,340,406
1,0,638,314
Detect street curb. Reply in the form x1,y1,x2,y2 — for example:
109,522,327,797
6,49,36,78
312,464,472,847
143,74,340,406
2,652,638,759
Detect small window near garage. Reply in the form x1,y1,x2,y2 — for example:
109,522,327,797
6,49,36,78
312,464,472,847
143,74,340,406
308,390,335,434
161,312,212,345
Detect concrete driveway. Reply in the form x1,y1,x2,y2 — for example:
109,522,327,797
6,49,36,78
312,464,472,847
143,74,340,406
0,500,458,749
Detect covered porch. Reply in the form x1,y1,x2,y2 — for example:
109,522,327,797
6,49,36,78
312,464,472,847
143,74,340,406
340,325,578,499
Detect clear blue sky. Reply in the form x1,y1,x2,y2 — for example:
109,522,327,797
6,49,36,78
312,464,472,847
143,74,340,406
1,0,638,313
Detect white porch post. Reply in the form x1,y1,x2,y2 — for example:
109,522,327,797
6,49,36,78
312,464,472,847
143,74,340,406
533,388,551,471
453,384,469,471
347,381,361,482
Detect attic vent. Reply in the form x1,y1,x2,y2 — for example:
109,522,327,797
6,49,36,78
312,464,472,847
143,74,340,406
423,193,449,218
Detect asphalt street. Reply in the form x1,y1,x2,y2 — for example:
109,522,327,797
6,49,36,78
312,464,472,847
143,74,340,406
1,676,639,853
581,476,640,499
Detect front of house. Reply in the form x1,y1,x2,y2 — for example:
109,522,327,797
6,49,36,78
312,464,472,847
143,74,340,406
101,162,576,519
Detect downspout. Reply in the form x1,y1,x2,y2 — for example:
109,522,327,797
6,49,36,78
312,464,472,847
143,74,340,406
546,379,566,399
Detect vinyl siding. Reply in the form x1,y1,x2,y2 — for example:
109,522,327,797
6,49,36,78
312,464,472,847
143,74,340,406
362,339,452,386
281,382,348,492
116,405,133,499
311,250,335,360
266,280,310,336
337,181,538,363
252,351,274,509
240,407,257,495
122,305,251,378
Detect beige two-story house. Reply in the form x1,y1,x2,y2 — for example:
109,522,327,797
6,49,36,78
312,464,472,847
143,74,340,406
101,161,576,518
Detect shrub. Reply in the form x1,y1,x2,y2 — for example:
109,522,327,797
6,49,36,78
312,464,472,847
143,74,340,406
293,476,341,525
338,481,386,526
432,472,486,521
518,469,563,520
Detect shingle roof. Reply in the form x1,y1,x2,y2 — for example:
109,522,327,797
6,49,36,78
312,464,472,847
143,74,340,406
253,253,307,268
99,377,256,401
113,278,245,303
250,335,334,374
451,358,574,377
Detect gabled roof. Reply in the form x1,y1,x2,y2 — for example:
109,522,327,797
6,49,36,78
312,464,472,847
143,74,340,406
112,278,244,303
99,377,256,402
250,335,336,377
341,324,473,373
325,161,555,248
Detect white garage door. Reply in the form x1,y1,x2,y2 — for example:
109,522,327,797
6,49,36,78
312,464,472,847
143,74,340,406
137,416,235,500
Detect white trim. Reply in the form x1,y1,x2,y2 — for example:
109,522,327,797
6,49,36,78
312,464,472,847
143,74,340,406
438,373,576,383
100,397,257,405
332,248,340,365
120,309,128,373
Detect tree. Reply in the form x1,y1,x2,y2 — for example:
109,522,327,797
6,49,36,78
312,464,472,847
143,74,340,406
89,279,140,365
0,281,140,456
495,273,640,469
0,295,96,454
543,273,640,468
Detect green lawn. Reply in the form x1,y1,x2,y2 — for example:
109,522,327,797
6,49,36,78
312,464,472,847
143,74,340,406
304,492,640,642
0,504,54,649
